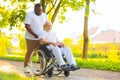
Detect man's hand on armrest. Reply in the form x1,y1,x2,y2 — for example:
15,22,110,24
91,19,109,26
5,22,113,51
25,24,38,38
40,38,58,47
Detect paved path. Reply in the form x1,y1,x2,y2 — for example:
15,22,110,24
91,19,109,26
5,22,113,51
0,59,120,80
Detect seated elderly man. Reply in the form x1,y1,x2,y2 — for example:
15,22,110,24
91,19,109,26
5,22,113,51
39,21,80,70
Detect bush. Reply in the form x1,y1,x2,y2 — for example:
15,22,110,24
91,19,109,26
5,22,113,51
88,53,99,58
73,53,82,58
88,53,108,58
0,34,12,56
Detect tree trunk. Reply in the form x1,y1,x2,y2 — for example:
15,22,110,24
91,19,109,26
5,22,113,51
41,0,46,13
51,0,62,23
82,0,90,59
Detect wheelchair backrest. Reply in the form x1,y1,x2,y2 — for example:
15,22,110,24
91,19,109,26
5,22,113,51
39,45,52,57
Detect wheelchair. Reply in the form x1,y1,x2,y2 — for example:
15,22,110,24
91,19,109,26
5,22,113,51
29,45,70,77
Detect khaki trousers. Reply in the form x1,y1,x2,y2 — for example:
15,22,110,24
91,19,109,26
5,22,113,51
24,39,39,67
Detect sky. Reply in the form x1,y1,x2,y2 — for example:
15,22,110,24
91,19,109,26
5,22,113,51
52,0,120,40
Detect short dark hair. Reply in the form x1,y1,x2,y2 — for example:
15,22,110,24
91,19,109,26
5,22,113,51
35,3,41,7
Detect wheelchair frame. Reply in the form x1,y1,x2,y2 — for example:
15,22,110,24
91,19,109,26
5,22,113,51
29,45,70,77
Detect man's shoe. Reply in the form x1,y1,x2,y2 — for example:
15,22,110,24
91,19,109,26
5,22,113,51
60,65,69,70
23,66,31,73
70,64,80,71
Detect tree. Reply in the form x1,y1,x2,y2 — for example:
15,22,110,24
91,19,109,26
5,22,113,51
40,0,85,23
0,0,96,59
82,0,90,59
0,0,84,28
82,0,96,59
40,0,64,23
0,1,27,29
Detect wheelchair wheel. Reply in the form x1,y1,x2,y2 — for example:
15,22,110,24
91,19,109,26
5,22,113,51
64,70,70,77
47,67,53,77
30,50,47,75
53,64,62,75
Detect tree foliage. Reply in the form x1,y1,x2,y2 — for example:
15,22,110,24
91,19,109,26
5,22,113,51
0,0,86,29
0,0,96,59
0,0,27,29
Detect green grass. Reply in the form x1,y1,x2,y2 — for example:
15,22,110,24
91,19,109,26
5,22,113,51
0,55,24,61
0,55,38,62
76,58,120,72
0,71,35,80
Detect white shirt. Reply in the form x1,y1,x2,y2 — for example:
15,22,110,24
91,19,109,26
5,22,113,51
39,30,59,42
25,11,48,40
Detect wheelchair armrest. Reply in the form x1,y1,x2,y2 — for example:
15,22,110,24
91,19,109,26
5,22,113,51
39,44,52,57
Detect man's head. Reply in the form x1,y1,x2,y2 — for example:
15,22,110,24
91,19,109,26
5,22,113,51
44,21,52,31
34,3,42,15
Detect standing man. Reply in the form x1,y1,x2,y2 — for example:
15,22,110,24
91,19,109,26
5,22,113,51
24,3,48,73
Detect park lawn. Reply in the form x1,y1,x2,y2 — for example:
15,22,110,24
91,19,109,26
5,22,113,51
76,58,120,72
0,55,120,72
0,55,24,61
0,71,34,80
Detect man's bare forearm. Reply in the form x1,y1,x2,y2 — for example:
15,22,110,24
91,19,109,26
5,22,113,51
40,38,58,47
25,24,38,38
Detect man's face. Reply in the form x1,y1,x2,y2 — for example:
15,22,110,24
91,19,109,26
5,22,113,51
34,6,42,15
44,23,52,31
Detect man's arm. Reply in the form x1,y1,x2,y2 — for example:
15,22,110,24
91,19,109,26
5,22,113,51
25,24,38,38
40,38,58,47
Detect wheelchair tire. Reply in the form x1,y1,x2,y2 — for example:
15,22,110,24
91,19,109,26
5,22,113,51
30,50,47,75
64,70,70,77
47,67,53,77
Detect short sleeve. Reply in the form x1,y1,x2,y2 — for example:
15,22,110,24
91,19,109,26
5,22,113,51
25,13,31,25
38,31,46,39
